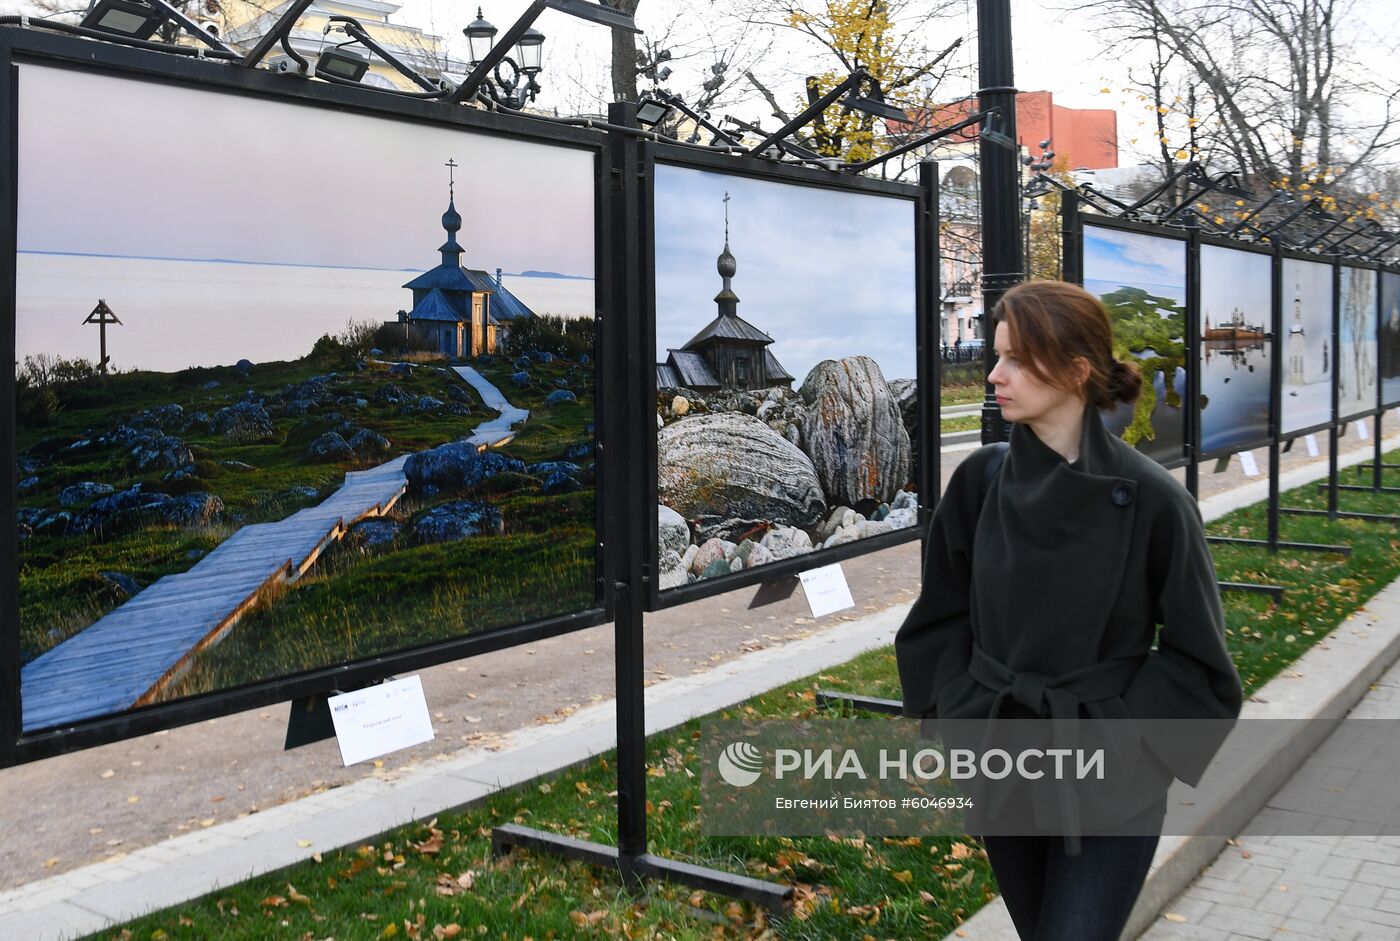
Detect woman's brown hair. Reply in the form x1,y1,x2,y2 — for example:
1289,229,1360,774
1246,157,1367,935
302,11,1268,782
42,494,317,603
990,280,1142,409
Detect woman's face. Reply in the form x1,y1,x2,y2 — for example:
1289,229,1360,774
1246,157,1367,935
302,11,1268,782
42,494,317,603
987,322,1084,425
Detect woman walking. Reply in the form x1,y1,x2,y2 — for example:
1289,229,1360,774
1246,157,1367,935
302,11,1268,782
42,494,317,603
896,281,1242,941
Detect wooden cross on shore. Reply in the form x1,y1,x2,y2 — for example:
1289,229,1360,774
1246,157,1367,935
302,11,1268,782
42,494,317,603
82,299,122,375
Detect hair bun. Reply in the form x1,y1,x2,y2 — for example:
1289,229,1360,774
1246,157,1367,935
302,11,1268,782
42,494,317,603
1106,358,1143,406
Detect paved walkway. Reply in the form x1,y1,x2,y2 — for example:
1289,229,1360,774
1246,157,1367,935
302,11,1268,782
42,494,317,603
453,366,529,448
20,456,410,731
1137,661,1400,941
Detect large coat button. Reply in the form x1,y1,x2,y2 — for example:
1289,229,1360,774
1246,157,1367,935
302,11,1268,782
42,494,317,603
1111,483,1134,506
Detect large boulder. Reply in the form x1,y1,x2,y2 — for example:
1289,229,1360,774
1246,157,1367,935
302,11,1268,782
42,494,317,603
413,500,504,544
130,435,195,474
59,481,116,507
799,356,911,507
306,432,355,463
68,485,221,535
404,442,525,496
211,401,276,442
129,404,185,432
657,412,824,542
544,389,577,406
349,429,392,455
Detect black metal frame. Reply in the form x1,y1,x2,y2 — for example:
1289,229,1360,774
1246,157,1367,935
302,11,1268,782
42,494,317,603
1192,232,1277,463
0,28,617,767
639,141,936,613
487,101,794,913
1069,212,1194,473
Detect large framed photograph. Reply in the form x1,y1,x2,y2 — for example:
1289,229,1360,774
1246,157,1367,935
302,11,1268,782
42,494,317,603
1080,219,1190,468
1381,269,1400,410
2,33,609,761
1278,255,1336,438
644,147,927,608
1337,265,1379,422
1196,241,1274,458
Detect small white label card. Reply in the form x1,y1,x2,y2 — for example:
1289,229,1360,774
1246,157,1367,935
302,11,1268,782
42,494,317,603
329,676,434,767
1238,451,1261,477
1305,434,1320,457
799,563,856,619
1356,420,1370,440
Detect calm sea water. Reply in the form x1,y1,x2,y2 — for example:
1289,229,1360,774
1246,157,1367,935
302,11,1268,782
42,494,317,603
16,253,595,373
1199,340,1272,453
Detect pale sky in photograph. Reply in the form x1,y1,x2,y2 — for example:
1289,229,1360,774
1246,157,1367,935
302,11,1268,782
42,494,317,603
1199,244,1272,328
16,63,595,277
1082,224,1186,301
653,164,918,385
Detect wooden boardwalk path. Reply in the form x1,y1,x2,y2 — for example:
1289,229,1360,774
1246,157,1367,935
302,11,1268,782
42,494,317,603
453,366,529,448
20,456,411,731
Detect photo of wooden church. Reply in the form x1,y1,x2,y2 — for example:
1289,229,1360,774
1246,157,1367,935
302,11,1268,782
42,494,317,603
656,197,793,394
390,165,536,358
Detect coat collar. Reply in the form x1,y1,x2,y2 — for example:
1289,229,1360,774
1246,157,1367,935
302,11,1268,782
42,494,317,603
1006,400,1124,480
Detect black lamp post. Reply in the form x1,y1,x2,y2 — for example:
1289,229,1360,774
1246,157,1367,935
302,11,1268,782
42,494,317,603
450,0,638,107
976,0,1022,444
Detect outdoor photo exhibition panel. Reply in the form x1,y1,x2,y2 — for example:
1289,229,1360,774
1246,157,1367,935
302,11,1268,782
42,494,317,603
642,145,930,610
1278,253,1337,439
1380,268,1400,410
1337,265,1380,423
1079,217,1191,469
1196,240,1275,459
1,31,612,765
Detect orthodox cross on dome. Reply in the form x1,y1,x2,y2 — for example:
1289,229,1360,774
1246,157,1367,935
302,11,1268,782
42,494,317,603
445,157,459,199
722,190,730,244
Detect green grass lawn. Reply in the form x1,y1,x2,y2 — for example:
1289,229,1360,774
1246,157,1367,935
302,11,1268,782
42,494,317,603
81,449,1400,941
939,415,981,435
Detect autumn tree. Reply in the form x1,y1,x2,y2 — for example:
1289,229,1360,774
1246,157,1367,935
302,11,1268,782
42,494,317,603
739,0,967,167
1072,0,1399,191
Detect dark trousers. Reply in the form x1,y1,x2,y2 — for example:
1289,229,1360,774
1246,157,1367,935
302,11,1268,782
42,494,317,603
980,831,1159,941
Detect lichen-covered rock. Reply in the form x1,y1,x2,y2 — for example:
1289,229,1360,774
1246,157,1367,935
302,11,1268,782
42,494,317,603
348,518,402,549
131,435,195,474
129,404,185,432
349,429,391,455
745,542,775,569
799,356,911,506
306,432,355,463
59,482,116,507
404,442,525,496
211,401,276,442
657,504,691,558
413,500,504,543
658,413,824,541
510,371,531,386
541,471,581,495
68,485,221,536
545,389,577,406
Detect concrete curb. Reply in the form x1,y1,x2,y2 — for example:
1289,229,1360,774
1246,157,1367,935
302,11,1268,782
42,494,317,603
946,432,1400,941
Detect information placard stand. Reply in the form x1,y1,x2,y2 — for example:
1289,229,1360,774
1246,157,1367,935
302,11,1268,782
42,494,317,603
489,103,792,912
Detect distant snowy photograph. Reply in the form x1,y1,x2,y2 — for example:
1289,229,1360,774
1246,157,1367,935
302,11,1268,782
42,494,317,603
1279,258,1334,435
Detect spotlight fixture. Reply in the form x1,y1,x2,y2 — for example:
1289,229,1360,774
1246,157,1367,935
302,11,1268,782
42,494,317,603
635,95,675,129
314,43,370,83
79,0,164,39
980,110,1018,152
845,81,907,122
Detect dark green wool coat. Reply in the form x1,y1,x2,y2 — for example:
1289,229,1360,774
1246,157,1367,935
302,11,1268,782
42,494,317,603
895,405,1243,795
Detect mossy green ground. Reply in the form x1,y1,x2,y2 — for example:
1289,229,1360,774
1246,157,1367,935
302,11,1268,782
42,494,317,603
17,349,598,701
84,451,1400,941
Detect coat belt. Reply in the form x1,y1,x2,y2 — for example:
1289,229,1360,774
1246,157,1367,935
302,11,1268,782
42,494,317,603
966,644,1145,856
